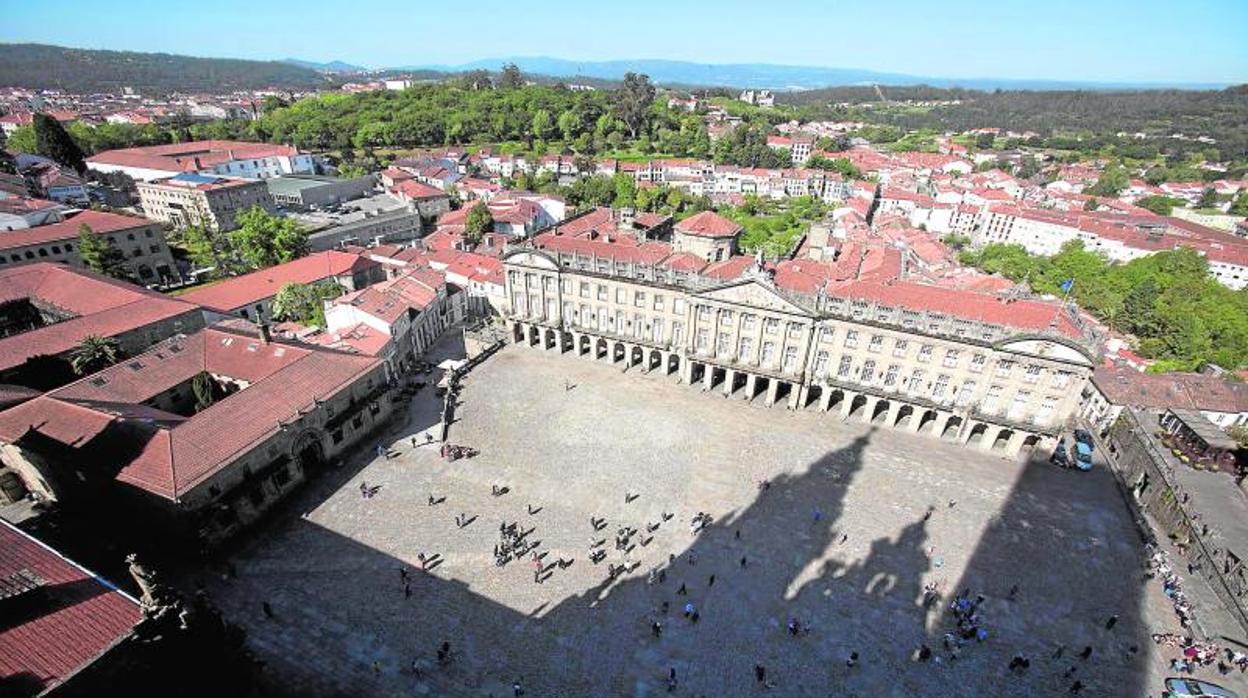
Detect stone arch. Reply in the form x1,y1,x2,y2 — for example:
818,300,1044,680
544,329,557,349
805,384,824,409
630,345,644,366
941,415,964,440
512,322,525,343
965,422,989,447
666,353,680,375
649,350,662,371
894,404,915,428
916,409,939,434
827,389,846,413
579,334,591,356
612,341,626,363
595,337,608,360
869,399,891,424
847,394,869,420
1021,434,1042,451
294,430,326,472
992,428,1015,451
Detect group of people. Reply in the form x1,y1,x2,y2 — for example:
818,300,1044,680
1154,632,1248,677
494,520,537,569
1146,545,1196,629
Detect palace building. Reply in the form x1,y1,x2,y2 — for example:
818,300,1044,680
502,209,1101,456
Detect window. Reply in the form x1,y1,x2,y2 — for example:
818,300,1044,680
883,364,900,387
739,337,755,362
917,344,933,362
37,248,48,257
995,360,1014,378
543,277,554,292
696,328,709,352
616,288,626,303
720,309,734,324
698,305,711,320
868,334,883,353
892,340,908,358
788,322,802,337
970,353,986,373
764,318,779,335
782,346,799,373
635,291,646,308
562,279,572,293
634,314,645,339
51,245,61,254
837,355,853,378
907,368,925,393
1009,390,1031,419
742,314,757,332
1024,365,1043,384
942,350,959,368
1051,371,1071,389
597,284,607,301
672,322,684,346
762,341,776,365
652,319,664,343
1038,396,1058,423
814,351,829,376
653,294,664,311
956,380,977,406
861,359,877,383
820,326,835,343
843,330,859,349
579,282,589,298
932,374,950,399
983,384,1003,413
673,298,686,314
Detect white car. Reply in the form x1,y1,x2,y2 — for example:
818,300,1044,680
1165,677,1239,698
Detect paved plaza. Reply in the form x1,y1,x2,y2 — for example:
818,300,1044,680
205,337,1194,697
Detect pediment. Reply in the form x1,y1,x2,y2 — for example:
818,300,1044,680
694,279,813,316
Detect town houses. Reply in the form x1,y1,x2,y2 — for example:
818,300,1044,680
503,209,1100,457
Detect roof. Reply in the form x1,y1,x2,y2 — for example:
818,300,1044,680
332,269,441,325
0,325,382,500
1092,366,1248,414
674,211,743,239
1165,408,1240,450
140,173,260,192
0,264,200,373
87,140,302,174
0,519,141,694
179,251,378,312
0,210,155,251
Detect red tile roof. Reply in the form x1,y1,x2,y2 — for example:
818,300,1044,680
87,140,301,173
0,325,383,500
1092,366,1248,413
674,211,743,239
0,210,156,250
0,264,199,373
0,520,140,694
179,251,379,312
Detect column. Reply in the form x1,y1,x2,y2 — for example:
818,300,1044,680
723,369,736,397
1005,431,1029,457
962,422,980,445
744,373,758,401
765,379,781,407
932,413,952,439
787,383,803,410
908,408,926,432
885,402,902,428
819,387,834,412
979,429,999,451
839,391,856,420
702,364,715,391
795,384,810,410
860,396,880,424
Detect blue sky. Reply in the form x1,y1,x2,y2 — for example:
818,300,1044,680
3,0,1246,84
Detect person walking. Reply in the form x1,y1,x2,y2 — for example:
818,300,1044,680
708,574,716,587
1105,614,1119,630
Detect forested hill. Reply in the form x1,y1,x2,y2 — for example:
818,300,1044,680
0,44,331,94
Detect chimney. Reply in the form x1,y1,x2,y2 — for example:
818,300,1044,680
259,322,272,344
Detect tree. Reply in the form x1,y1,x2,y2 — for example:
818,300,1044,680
4,125,36,155
192,371,218,412
227,207,308,270
33,113,86,173
271,282,343,327
1231,191,1248,217
460,69,492,90
76,224,130,279
1136,195,1185,216
974,132,995,150
464,203,493,244
1085,163,1130,197
615,72,655,139
0,129,15,174
1196,186,1218,209
70,335,120,375
178,223,238,277
499,63,525,89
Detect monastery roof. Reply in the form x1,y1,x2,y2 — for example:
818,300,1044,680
180,251,378,312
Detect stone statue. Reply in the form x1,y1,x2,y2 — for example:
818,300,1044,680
126,553,164,610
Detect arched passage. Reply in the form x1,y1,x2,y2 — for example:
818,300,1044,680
941,415,964,440
869,399,891,424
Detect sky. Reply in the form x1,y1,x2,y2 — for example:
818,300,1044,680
3,0,1246,84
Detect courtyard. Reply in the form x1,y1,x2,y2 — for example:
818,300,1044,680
205,337,1182,697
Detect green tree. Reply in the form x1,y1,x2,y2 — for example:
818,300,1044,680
615,72,655,139
1230,191,1248,217
1085,163,1129,197
612,172,636,208
464,203,493,244
192,371,218,412
531,109,553,140
499,63,525,89
0,129,15,174
4,124,36,154
76,224,130,279
1196,187,1218,209
69,335,120,375
271,282,343,327
1136,195,1185,216
227,207,308,270
33,113,86,173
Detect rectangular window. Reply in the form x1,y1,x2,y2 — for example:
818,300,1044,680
721,309,734,324
765,318,779,335
674,299,686,314
820,326,835,343
788,322,802,337
814,351,829,376
762,341,776,365
672,322,684,346
983,385,1003,413
970,353,986,373
616,288,627,304
652,319,664,343
1010,390,1031,419
892,340,908,358
861,359,877,383
742,314,757,332
868,334,883,353
932,374,950,399
956,380,976,406
698,305,711,320
579,282,589,298
1024,365,1043,383
597,284,607,301
837,355,853,378
634,314,645,339
635,291,646,308
562,279,572,293
739,337,754,362
843,330,859,349
996,360,1014,378
917,344,933,362
907,368,925,393
1051,371,1071,389
696,328,709,351
942,350,959,368
782,346,799,373
716,332,731,356
1038,396,1058,423
653,294,664,311
883,364,900,387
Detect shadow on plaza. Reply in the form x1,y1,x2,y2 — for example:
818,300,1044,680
215,428,1151,697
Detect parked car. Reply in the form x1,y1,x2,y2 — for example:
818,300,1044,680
1073,428,1095,451
1164,677,1239,698
1050,443,1070,468
1074,441,1094,471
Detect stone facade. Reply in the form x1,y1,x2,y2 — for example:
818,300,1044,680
502,248,1098,455
137,176,276,232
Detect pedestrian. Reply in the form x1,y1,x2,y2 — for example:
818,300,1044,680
691,611,700,623
813,510,823,524
948,499,957,508
1079,646,1092,660
1069,680,1084,694
1053,643,1065,659
846,651,859,668
917,644,932,661
372,660,381,675
669,553,676,565
683,602,694,618
262,601,274,619
677,582,687,595
425,432,433,445
754,664,767,684
661,601,669,615
735,529,741,540
513,679,524,697
428,494,435,506
708,574,716,587
687,552,697,566
1008,584,1020,601
652,621,662,638
740,555,748,568
410,436,417,448
400,566,408,582
1105,614,1118,630
404,581,411,599
667,667,678,692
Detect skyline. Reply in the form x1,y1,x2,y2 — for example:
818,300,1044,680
3,0,1247,85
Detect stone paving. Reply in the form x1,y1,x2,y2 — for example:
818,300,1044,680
204,336,1212,697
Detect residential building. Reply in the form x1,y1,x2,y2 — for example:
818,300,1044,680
0,197,66,230
179,250,383,322
1080,365,1248,432
0,209,179,284
0,263,204,389
137,173,276,232
0,323,393,546
265,174,376,210
671,211,742,262
86,140,315,182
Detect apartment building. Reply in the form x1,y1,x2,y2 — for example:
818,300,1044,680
0,209,179,284
137,173,276,232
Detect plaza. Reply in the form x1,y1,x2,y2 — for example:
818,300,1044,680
206,337,1179,697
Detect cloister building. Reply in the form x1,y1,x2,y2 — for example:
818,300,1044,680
502,210,1101,456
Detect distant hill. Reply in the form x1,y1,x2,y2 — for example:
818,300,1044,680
410,56,1229,91
282,58,367,74
0,43,330,94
